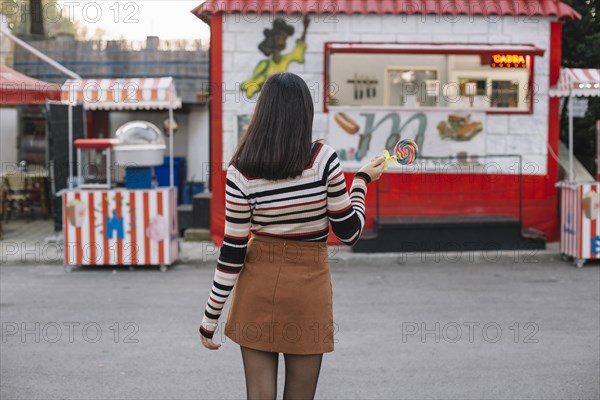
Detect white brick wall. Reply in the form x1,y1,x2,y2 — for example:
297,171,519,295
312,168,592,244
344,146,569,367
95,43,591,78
507,133,547,155
351,15,383,32
381,15,418,33
487,115,509,135
222,52,233,72
486,134,507,154
221,14,555,174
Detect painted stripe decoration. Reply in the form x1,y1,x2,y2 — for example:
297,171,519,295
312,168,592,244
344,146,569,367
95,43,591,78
63,194,70,265
74,192,83,265
559,182,600,260
157,191,165,265
60,77,182,110
102,192,110,265
87,191,96,265
62,189,177,266
129,191,138,265
550,68,600,97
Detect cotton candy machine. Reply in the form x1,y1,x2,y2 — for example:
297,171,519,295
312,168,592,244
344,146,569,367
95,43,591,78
113,121,166,167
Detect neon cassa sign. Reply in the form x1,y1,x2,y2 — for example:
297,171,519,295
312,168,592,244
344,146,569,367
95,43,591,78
490,54,527,69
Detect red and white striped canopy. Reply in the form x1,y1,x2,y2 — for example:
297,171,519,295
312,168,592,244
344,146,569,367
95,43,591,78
549,68,600,97
61,77,182,110
1,63,61,105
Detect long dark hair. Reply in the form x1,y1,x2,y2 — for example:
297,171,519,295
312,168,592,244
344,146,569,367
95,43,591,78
231,73,317,180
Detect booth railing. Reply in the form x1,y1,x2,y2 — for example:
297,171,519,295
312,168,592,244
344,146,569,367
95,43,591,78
372,154,524,230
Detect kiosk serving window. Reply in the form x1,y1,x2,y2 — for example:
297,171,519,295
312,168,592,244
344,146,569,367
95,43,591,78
325,43,543,114
385,67,439,107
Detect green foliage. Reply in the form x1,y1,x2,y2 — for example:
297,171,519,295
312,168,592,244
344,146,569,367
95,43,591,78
559,0,599,176
561,0,599,67
0,0,86,38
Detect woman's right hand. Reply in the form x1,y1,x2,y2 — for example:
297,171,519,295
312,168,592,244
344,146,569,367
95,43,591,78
359,156,386,182
199,322,221,350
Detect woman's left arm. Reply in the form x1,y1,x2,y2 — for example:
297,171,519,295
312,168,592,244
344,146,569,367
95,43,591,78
199,166,252,344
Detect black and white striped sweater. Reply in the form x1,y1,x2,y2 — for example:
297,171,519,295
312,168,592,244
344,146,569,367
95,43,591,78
199,142,371,339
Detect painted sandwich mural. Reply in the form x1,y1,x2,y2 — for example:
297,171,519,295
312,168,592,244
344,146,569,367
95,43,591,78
437,114,483,141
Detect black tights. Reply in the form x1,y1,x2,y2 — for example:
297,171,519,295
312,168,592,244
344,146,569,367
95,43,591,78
240,345,323,400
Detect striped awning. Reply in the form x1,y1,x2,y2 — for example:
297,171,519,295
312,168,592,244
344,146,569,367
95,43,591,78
60,77,182,110
1,63,61,105
192,0,581,23
549,68,600,97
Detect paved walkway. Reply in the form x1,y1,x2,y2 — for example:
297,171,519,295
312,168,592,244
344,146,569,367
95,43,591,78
1,254,599,399
0,219,567,267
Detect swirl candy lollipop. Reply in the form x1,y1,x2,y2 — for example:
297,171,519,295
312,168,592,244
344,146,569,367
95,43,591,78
394,139,419,165
382,139,419,170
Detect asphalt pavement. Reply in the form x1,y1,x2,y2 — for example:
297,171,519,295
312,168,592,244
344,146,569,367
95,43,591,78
1,250,599,399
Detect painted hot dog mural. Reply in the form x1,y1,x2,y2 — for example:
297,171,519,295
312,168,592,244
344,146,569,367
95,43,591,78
334,112,360,135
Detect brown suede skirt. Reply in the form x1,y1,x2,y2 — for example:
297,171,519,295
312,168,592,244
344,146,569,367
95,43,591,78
223,232,335,354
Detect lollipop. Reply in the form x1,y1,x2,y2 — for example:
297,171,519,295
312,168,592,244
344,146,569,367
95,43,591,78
394,139,419,165
382,139,419,170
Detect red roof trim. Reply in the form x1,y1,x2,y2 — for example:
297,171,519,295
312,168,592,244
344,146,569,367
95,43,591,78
191,0,581,24
326,42,546,56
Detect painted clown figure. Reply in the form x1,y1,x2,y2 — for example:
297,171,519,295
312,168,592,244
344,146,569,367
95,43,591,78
240,16,310,98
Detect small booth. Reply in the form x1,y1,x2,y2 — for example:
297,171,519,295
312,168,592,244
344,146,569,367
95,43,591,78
0,64,61,225
193,0,581,250
60,77,182,271
550,68,600,267
1,63,61,169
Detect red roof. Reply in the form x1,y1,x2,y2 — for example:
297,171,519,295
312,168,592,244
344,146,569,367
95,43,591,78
192,0,581,23
0,64,61,105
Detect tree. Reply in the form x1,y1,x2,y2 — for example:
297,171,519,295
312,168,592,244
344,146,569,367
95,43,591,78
1,0,85,38
560,0,599,176
29,0,43,35
561,0,599,67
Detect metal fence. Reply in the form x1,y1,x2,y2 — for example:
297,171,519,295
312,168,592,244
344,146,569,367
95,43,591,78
373,154,525,226
1,36,210,104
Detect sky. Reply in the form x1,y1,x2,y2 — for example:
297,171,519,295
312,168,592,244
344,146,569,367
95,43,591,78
56,0,210,40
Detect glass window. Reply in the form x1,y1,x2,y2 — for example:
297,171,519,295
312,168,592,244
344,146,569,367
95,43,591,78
327,51,533,112
385,68,439,107
491,80,520,108
458,79,486,96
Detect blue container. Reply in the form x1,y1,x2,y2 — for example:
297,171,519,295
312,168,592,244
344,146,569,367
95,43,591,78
154,157,187,203
182,181,205,204
126,167,154,189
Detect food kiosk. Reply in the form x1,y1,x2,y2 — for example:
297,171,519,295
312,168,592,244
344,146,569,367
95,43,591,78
192,0,581,247
60,77,182,271
549,68,600,267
